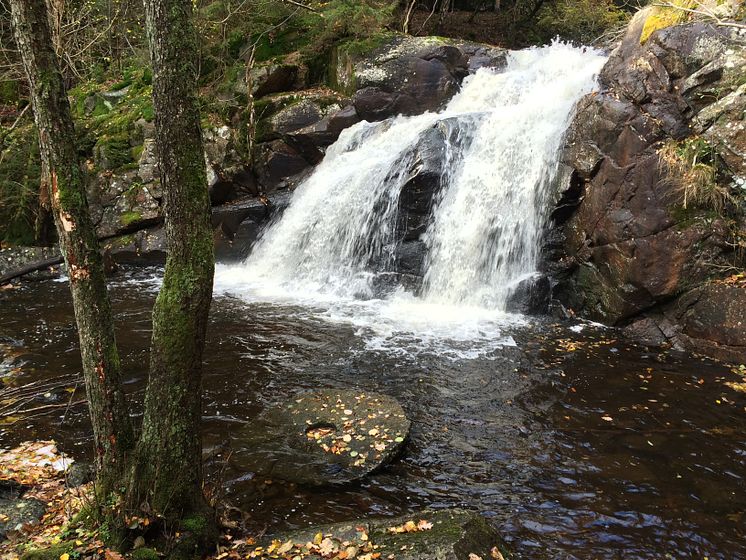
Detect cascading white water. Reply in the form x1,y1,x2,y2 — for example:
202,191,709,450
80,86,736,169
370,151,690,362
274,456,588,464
420,45,607,309
215,43,606,353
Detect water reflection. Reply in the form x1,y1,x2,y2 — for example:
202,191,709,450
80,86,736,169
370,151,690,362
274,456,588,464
1,270,744,559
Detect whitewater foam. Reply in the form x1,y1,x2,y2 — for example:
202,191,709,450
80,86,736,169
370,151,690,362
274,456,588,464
214,42,607,357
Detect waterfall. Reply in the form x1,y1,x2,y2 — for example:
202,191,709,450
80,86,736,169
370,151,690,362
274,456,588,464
216,43,606,324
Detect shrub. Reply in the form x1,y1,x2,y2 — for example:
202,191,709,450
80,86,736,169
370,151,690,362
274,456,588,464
536,0,630,45
0,122,43,245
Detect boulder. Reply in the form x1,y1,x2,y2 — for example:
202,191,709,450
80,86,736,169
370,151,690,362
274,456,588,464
210,191,294,262
505,275,551,315
94,174,162,238
211,190,293,232
233,59,307,98
254,140,313,189
695,83,746,181
332,36,500,121
283,105,362,164
0,247,62,281
256,509,511,560
0,498,46,540
231,389,410,485
665,280,746,362
213,219,261,263
65,462,94,487
104,227,167,265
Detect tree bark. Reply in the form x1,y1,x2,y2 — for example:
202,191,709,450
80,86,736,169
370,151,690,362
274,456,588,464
8,0,134,494
127,0,215,522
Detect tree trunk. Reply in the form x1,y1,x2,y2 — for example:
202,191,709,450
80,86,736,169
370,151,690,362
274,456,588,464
9,0,134,495
127,0,215,525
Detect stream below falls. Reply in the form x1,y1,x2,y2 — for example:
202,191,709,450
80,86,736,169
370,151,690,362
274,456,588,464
1,269,745,559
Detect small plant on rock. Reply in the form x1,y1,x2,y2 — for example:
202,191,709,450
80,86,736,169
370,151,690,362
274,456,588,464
658,137,736,214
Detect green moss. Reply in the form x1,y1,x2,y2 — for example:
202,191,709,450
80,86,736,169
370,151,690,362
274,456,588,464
120,211,143,227
640,1,694,44
337,32,395,57
130,547,159,560
180,515,207,534
20,544,73,560
141,103,155,122
0,80,20,105
131,144,145,161
0,121,43,245
95,135,135,170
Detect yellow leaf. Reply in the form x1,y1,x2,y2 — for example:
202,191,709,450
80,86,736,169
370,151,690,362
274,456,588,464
60,554,70,560
491,547,506,560
277,540,294,555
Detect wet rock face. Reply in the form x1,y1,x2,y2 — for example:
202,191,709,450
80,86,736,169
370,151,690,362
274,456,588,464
231,389,410,486
258,509,511,560
351,42,467,121
551,19,746,357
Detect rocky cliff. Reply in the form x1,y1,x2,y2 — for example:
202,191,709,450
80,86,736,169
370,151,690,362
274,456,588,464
550,9,746,361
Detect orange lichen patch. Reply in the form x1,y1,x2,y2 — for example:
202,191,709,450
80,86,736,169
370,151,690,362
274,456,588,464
50,171,60,204
60,212,76,232
69,265,90,281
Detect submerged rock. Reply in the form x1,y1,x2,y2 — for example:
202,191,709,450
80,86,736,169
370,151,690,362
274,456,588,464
231,389,410,485
258,509,511,560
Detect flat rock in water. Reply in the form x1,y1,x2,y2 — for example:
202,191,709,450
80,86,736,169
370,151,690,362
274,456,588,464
231,389,410,485
255,509,511,560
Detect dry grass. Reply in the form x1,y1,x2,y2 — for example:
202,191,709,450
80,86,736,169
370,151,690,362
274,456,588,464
658,138,735,214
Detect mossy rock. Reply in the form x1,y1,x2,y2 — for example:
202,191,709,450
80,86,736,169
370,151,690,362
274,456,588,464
20,544,73,560
259,509,511,560
231,389,410,485
130,547,159,560
639,1,694,44
95,135,135,170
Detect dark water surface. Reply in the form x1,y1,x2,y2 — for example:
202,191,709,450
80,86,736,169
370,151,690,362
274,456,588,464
1,269,745,559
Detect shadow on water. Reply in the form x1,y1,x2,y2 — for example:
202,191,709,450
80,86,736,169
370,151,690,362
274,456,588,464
1,269,745,559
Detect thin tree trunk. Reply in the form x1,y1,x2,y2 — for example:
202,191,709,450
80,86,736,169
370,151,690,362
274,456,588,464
9,0,134,495
127,0,215,526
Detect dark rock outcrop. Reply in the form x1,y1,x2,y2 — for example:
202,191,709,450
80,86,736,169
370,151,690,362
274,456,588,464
332,36,505,122
0,247,62,281
550,12,746,358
